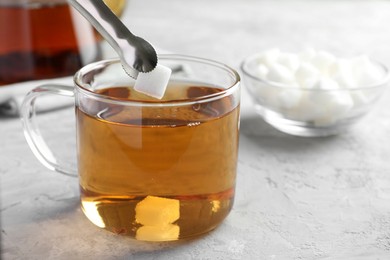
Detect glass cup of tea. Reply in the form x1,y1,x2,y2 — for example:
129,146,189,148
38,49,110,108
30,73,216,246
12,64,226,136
21,55,241,241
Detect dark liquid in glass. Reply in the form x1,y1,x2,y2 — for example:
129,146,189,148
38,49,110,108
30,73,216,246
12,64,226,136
0,2,101,85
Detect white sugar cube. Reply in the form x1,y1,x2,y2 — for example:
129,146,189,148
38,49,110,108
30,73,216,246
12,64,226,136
135,196,180,226
327,92,354,114
304,78,355,126
309,90,353,119
351,90,370,107
301,77,319,89
278,53,300,72
295,62,320,87
277,89,302,109
267,63,294,84
286,96,324,122
256,48,281,67
136,224,179,241
256,64,269,78
351,56,384,87
299,47,317,62
311,50,336,75
255,84,280,110
134,64,172,99
312,77,339,90
330,59,355,88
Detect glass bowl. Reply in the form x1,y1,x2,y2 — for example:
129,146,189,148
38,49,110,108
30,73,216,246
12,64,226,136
241,53,390,137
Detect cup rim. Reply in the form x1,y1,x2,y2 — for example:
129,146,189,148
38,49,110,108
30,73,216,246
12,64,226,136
74,54,240,107
240,52,390,91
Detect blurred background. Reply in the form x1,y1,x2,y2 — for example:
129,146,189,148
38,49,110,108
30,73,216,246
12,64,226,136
0,0,126,86
0,0,127,114
1,0,389,86
0,0,389,86
2,0,388,115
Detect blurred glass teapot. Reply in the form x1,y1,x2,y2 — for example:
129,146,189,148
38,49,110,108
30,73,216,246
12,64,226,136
0,0,126,86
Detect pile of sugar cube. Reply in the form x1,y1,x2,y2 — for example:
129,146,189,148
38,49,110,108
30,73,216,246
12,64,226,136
251,48,386,126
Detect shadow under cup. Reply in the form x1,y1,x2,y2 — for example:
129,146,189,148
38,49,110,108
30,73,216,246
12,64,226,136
23,55,241,241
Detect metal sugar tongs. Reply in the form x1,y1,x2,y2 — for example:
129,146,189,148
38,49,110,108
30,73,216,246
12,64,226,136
68,0,158,79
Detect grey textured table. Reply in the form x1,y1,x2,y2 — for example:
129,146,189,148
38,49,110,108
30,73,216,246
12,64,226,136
2,0,390,259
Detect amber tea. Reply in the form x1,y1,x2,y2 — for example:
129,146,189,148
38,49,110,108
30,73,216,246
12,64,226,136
77,83,239,241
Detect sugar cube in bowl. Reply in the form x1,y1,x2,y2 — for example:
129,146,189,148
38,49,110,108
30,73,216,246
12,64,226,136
241,48,390,137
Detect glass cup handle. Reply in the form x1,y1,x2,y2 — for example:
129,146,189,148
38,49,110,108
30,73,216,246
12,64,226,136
21,84,77,177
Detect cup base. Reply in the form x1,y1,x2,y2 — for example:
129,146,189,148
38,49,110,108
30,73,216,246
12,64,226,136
80,191,234,242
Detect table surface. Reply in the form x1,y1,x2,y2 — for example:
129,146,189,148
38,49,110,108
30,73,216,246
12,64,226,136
2,0,390,259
